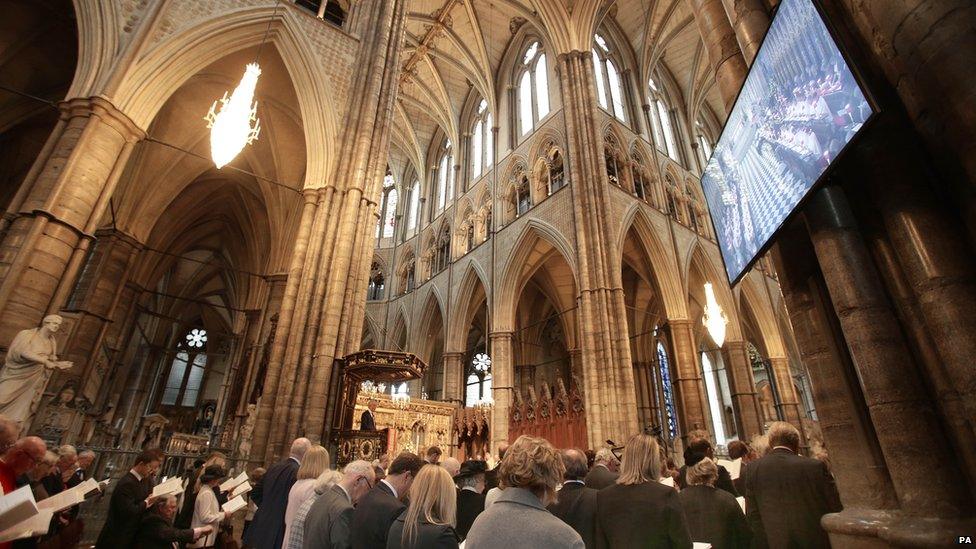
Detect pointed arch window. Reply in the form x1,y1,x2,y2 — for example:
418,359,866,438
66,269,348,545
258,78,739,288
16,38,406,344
471,100,494,180
657,341,678,439
516,175,532,216
435,142,454,213
367,263,385,300
696,119,714,169
631,152,649,201
465,352,493,406
376,172,397,239
406,179,420,233
649,76,680,161
604,133,622,187
162,330,208,408
517,41,550,136
548,149,566,193
592,35,628,122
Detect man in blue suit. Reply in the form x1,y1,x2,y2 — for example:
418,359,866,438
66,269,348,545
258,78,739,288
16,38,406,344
242,437,312,549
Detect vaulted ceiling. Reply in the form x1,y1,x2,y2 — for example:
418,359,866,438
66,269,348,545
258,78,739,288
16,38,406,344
389,0,726,179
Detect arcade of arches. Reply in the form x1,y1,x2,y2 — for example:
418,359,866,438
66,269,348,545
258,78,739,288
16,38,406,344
1,0,974,545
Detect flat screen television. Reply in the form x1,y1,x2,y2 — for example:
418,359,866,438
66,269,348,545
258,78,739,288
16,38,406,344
700,0,875,284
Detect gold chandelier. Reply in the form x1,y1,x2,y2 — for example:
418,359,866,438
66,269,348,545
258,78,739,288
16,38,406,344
702,282,728,348
204,63,262,169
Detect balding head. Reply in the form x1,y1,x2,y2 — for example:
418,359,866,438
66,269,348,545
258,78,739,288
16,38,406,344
4,436,47,476
77,450,95,469
440,457,460,477
559,448,589,481
0,417,19,452
290,438,312,460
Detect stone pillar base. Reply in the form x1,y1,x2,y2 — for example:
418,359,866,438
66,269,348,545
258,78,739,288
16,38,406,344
823,509,976,548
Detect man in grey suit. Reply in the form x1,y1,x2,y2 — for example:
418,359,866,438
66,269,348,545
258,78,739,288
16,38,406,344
584,447,619,489
302,460,375,549
744,422,842,548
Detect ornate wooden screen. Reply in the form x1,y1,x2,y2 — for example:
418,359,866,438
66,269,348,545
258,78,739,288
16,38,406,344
508,380,586,448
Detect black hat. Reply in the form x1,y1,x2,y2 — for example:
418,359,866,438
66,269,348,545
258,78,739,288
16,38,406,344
453,460,488,481
200,465,226,483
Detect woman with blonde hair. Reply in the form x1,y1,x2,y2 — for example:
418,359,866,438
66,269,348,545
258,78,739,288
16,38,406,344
282,445,330,547
464,435,584,549
386,465,459,549
595,433,692,548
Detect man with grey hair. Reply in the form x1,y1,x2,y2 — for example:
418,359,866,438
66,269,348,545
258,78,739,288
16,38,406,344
42,444,77,496
66,449,96,518
743,422,841,548
584,447,619,489
548,449,598,547
243,437,312,549
135,494,213,547
303,460,375,549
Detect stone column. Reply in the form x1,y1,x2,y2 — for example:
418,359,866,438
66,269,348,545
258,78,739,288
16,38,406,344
556,50,639,447
250,189,320,461
721,340,762,438
687,0,749,110
805,186,971,520
0,97,143,346
489,331,514,448
668,319,707,438
768,356,803,429
442,352,465,405
834,0,976,242
719,0,770,64
771,228,898,512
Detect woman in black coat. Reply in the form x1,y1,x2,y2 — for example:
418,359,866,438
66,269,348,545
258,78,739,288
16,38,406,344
386,465,459,549
135,495,211,549
677,458,751,549
595,434,693,549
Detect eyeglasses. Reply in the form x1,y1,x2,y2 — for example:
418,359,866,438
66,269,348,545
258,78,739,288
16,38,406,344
360,475,374,490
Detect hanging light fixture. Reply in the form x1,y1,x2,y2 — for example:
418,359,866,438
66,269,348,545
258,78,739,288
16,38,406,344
702,282,728,348
205,63,261,168
203,1,279,168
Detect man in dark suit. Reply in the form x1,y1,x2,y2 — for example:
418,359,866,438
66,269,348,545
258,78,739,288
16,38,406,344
303,460,375,549
360,401,378,431
584,448,619,489
135,494,212,549
95,447,164,549
454,460,488,539
677,430,738,496
484,442,508,491
351,452,423,549
242,437,311,549
548,449,598,548
744,422,842,548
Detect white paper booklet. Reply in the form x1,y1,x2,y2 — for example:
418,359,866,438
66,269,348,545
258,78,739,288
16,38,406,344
231,482,252,498
152,477,184,498
36,485,85,513
0,509,53,542
736,496,746,514
693,543,712,549
222,495,246,514
219,471,248,493
659,476,675,488
0,486,38,532
717,457,743,480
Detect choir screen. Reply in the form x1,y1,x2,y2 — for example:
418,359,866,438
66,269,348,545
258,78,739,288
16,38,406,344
700,0,873,283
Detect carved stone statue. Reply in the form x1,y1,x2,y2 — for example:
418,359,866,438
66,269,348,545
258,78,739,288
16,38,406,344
0,315,72,426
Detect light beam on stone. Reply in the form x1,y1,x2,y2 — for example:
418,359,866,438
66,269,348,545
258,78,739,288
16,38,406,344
205,63,262,169
702,282,727,348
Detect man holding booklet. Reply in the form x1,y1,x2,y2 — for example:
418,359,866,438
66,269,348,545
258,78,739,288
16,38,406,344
95,448,164,549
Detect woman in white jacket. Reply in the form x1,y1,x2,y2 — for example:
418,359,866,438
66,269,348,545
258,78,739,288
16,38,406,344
190,465,230,548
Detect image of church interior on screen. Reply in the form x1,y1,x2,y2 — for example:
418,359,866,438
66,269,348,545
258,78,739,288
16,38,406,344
701,0,872,282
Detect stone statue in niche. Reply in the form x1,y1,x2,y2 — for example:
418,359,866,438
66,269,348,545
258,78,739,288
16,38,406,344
0,314,73,426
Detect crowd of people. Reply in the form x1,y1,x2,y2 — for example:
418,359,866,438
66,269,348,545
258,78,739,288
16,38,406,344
0,416,100,549
0,412,843,549
229,420,838,548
